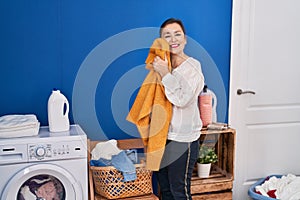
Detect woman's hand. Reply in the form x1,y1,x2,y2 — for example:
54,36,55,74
153,55,169,78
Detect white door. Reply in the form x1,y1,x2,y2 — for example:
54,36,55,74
229,0,300,199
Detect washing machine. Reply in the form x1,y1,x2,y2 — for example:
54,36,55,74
0,124,88,200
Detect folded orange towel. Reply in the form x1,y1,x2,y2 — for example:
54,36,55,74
126,38,172,171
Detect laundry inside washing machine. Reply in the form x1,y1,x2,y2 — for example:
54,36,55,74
17,174,65,200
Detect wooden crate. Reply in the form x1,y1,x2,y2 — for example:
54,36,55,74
94,193,159,200
192,191,232,200
191,128,236,199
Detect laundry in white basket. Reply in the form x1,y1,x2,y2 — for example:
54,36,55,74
255,174,300,200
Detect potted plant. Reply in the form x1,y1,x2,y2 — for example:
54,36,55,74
197,145,218,178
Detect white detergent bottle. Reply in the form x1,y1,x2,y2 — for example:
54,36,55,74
48,89,70,132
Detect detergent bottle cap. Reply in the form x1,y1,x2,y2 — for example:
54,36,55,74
203,85,208,93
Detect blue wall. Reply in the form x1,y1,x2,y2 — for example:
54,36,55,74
0,0,232,140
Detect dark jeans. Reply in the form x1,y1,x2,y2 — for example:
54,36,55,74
155,140,199,200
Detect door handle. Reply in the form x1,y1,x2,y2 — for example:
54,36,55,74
237,89,256,95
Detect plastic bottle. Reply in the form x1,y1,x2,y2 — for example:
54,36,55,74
199,85,212,127
207,88,217,123
48,89,70,132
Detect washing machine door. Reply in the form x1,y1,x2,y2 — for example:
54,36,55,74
1,163,83,200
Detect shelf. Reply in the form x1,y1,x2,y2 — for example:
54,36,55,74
200,128,235,178
191,128,236,199
191,165,233,194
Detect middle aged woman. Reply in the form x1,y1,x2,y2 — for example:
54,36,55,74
152,18,205,200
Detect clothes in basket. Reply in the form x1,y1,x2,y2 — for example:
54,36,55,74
90,140,138,182
248,174,300,200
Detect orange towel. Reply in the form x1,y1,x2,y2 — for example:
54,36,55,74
126,38,172,171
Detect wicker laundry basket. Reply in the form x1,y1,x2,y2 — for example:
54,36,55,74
90,164,153,199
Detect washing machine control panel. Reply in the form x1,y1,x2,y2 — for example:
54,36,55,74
28,140,85,161
29,144,53,160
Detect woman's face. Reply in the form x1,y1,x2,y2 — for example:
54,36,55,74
161,23,187,55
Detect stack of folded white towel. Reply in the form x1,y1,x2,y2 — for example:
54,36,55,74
0,114,40,138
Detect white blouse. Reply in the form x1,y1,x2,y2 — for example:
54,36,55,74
162,57,205,142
